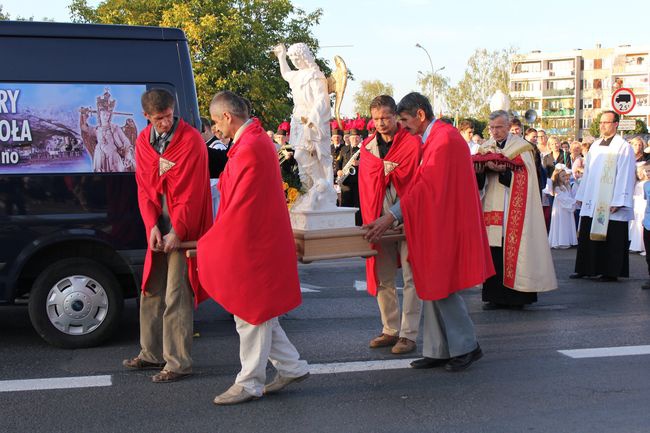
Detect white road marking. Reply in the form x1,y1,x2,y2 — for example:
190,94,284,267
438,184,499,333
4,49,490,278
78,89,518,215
354,280,403,291
558,345,650,359
310,358,418,375
300,283,321,293
1,360,419,393
0,375,112,393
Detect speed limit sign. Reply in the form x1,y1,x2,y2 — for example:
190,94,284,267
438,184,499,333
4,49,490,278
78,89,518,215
611,88,636,115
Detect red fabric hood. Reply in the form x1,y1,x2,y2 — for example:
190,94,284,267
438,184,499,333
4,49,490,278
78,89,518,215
359,126,421,295
197,119,301,324
401,121,495,300
135,119,212,303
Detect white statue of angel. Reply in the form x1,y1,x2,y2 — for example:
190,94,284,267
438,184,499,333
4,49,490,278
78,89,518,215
274,43,347,212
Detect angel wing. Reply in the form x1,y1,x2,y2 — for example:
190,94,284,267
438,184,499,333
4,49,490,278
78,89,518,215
327,55,348,130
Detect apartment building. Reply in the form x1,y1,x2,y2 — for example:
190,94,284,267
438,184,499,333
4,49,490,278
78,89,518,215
510,44,650,139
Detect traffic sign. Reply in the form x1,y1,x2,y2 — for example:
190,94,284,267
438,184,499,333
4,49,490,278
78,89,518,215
611,88,636,115
618,119,636,130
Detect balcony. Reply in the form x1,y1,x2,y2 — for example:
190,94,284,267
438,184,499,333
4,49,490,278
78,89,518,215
545,69,575,78
612,64,649,74
543,108,576,117
543,88,576,97
546,127,574,136
510,90,542,99
511,71,543,80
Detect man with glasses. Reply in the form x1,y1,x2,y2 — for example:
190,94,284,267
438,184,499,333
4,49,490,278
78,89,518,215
477,111,557,310
571,110,636,282
536,129,549,155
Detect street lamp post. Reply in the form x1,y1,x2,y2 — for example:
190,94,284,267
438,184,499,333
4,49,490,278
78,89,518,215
415,43,444,112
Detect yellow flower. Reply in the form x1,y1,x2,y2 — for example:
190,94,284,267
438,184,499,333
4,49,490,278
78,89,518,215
282,182,289,191
287,187,299,202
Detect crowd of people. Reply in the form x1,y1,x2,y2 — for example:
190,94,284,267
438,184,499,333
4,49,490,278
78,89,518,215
271,107,650,287
121,85,649,407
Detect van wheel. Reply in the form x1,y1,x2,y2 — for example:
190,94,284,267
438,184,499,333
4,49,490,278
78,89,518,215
28,259,123,349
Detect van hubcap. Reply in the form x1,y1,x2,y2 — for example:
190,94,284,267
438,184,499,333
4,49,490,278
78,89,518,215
46,275,109,335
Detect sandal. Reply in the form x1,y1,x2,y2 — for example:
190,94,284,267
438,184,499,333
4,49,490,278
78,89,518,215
151,369,191,383
122,357,165,370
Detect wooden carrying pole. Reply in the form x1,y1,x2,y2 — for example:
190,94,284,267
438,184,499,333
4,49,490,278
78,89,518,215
182,229,405,261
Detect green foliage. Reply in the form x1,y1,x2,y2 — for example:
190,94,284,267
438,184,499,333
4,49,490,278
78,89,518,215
353,80,394,116
68,0,326,129
416,72,449,111
589,112,601,138
0,5,8,20
447,47,516,120
589,113,648,137
633,119,648,134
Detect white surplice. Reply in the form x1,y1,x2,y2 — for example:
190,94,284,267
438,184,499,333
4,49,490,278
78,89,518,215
629,180,647,252
575,135,636,223
549,186,577,249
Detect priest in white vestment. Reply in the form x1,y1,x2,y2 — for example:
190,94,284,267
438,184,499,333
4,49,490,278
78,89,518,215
478,111,557,310
571,110,636,282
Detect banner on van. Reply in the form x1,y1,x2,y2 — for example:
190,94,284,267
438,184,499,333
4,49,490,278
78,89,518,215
0,83,147,174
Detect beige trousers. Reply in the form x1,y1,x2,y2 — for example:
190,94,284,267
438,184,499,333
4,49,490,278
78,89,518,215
138,250,193,374
375,239,422,341
234,316,309,396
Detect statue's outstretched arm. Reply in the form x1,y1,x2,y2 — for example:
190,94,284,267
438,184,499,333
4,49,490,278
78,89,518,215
273,44,293,80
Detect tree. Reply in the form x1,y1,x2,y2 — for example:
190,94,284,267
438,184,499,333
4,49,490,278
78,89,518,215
68,0,326,129
589,112,648,138
589,112,602,138
417,72,449,115
0,5,8,20
353,80,394,116
447,47,516,120
632,119,648,134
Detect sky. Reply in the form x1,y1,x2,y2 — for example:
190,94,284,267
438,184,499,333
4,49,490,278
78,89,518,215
3,0,650,117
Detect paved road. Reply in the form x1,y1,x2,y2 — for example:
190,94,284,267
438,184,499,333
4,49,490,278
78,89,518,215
1,249,649,433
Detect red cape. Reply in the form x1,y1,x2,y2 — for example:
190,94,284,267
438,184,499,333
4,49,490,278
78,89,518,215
135,119,213,304
197,119,301,325
359,126,421,296
401,121,495,300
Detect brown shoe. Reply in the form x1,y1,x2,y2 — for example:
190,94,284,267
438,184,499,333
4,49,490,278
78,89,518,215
391,337,416,354
122,357,165,370
369,333,399,348
151,369,191,383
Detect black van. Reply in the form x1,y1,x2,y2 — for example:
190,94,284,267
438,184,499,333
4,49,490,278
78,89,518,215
0,21,201,348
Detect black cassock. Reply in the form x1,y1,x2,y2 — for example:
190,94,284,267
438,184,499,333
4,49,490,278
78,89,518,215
574,216,629,278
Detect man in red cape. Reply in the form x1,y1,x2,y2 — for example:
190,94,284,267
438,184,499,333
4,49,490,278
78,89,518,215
199,91,309,405
358,95,422,355
365,92,494,372
123,89,212,383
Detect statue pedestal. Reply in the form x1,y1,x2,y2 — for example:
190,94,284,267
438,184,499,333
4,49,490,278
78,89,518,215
290,207,375,263
290,207,357,230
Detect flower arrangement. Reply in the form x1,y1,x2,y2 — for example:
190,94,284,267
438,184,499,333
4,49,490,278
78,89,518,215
283,181,301,209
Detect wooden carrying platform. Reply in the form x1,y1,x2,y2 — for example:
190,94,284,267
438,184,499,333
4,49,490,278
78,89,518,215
183,228,404,262
294,227,375,263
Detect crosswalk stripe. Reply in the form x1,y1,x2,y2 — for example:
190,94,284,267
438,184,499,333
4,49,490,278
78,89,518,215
300,283,321,293
558,345,650,359
309,358,418,375
354,280,402,291
0,375,112,393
